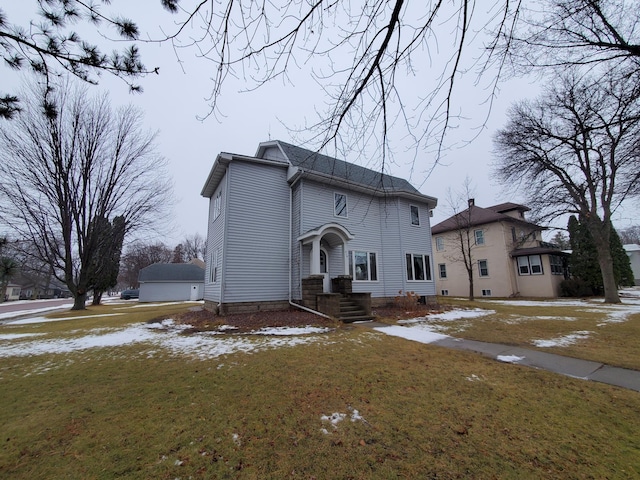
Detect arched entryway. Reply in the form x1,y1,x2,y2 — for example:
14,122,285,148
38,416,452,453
297,223,354,292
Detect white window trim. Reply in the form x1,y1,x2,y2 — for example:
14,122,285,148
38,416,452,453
213,191,222,220
435,237,444,251
349,250,379,282
406,252,432,282
517,255,544,275
410,205,420,226
474,229,485,246
334,192,348,218
482,289,492,297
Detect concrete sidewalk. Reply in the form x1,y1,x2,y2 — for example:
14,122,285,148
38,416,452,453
365,322,640,392
434,336,640,393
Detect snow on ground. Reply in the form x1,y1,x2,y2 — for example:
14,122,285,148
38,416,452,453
0,317,333,360
497,355,525,363
532,331,592,348
9,313,124,325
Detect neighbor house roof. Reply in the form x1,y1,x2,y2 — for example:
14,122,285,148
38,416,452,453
431,202,539,235
138,263,205,283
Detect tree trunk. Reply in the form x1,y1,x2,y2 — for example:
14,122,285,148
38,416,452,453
92,291,103,306
71,291,87,310
467,269,474,301
588,221,621,304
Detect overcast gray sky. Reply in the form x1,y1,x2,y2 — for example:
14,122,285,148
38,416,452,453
2,2,638,244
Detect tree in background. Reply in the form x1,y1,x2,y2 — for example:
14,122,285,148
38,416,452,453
181,233,206,261
567,215,634,295
611,226,635,288
87,216,126,305
0,79,172,310
119,242,173,289
551,231,570,250
172,244,185,264
0,238,18,302
494,68,640,303
619,226,640,245
438,179,479,301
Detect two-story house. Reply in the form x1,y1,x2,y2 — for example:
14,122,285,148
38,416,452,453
431,200,568,298
201,140,438,318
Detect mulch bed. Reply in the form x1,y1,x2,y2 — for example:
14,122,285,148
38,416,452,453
169,303,446,333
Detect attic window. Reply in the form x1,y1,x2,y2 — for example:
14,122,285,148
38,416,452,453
334,193,347,218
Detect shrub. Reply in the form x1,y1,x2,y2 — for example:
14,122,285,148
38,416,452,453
559,278,594,297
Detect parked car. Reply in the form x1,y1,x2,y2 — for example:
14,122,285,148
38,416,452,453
120,289,139,300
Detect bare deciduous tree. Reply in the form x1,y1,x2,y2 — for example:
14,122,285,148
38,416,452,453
181,233,206,261
493,68,640,303
0,79,172,310
119,241,174,289
496,0,640,75
437,179,479,301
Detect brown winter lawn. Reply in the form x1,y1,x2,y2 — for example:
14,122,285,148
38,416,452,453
1,297,640,479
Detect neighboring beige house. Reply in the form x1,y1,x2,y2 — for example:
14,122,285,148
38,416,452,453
431,200,569,298
623,244,640,286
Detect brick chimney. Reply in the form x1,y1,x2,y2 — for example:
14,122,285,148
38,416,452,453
468,198,475,207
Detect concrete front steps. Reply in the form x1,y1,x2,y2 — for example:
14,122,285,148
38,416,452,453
338,296,374,323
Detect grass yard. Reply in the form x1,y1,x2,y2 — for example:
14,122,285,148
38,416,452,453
1,298,640,478
430,293,640,371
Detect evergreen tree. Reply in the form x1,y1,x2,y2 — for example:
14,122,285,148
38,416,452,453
568,216,635,295
611,227,635,287
568,215,602,295
88,216,126,305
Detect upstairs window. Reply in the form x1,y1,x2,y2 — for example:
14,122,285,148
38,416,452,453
213,191,222,220
334,193,348,218
474,229,485,245
435,237,444,251
410,205,420,226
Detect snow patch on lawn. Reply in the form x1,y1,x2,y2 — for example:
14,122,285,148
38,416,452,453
398,308,495,324
0,320,332,360
497,355,525,363
532,331,592,347
320,406,366,434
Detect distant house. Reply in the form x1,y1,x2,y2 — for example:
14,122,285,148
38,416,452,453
431,200,569,298
138,263,205,302
623,244,640,286
4,283,21,301
201,140,438,318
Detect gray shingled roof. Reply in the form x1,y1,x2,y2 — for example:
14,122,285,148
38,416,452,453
138,263,204,283
431,204,539,234
276,141,421,195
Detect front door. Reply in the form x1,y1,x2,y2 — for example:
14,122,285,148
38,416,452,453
320,249,330,292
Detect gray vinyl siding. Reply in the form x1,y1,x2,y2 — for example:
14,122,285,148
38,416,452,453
299,179,435,298
223,160,290,302
299,180,381,296
291,182,303,300
397,198,436,297
204,173,226,303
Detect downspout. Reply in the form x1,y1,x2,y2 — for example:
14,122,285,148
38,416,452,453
288,172,332,319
